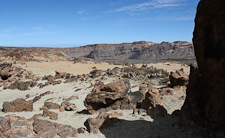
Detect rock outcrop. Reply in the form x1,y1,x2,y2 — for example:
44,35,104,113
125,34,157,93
182,0,225,129
0,115,78,138
84,79,134,114
2,98,33,113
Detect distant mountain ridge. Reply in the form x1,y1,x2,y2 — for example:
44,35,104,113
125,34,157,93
59,41,195,60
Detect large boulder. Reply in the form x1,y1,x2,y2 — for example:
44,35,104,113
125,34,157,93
169,70,189,87
140,86,167,117
2,98,33,113
0,115,35,138
100,79,131,93
84,112,121,134
0,115,78,138
181,0,225,129
84,79,133,114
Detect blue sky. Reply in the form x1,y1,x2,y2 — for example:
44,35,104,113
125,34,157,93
0,0,200,47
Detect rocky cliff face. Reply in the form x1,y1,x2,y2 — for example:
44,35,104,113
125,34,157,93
60,41,194,60
182,0,225,129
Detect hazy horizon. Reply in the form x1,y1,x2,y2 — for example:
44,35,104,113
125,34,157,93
0,0,199,47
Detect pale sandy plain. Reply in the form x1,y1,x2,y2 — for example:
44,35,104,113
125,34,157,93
0,61,203,138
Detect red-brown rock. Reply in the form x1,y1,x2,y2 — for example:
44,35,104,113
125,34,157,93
2,98,33,113
169,70,189,87
44,101,60,109
84,112,121,133
140,86,167,117
100,79,131,93
33,119,77,137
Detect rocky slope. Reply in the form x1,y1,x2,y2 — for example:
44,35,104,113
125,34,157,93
60,41,195,60
0,47,71,62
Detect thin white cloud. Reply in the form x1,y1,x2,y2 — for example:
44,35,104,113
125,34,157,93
76,10,85,14
21,31,55,36
31,26,43,30
111,0,184,12
3,29,11,32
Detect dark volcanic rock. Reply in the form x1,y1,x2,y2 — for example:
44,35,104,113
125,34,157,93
5,80,37,90
84,112,121,134
3,98,33,113
84,80,133,114
182,0,225,129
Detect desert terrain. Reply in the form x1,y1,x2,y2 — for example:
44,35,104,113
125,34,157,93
0,56,205,138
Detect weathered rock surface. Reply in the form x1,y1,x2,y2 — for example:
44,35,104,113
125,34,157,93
42,107,58,120
61,101,77,111
100,79,131,93
181,0,225,129
140,86,167,117
0,115,78,138
33,91,54,103
4,80,37,90
60,41,195,60
84,80,134,114
44,101,60,109
2,98,33,113
169,70,189,87
33,118,77,138
84,112,121,133
0,115,35,138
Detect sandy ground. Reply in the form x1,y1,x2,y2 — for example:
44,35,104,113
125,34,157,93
18,61,124,76
17,61,190,77
0,61,202,138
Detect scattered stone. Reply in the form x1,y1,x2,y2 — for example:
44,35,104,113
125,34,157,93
61,101,77,111
2,98,33,113
5,80,37,90
66,96,79,101
32,91,54,103
89,70,102,78
74,88,82,92
77,127,86,134
42,108,58,120
44,101,60,109
26,94,30,99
